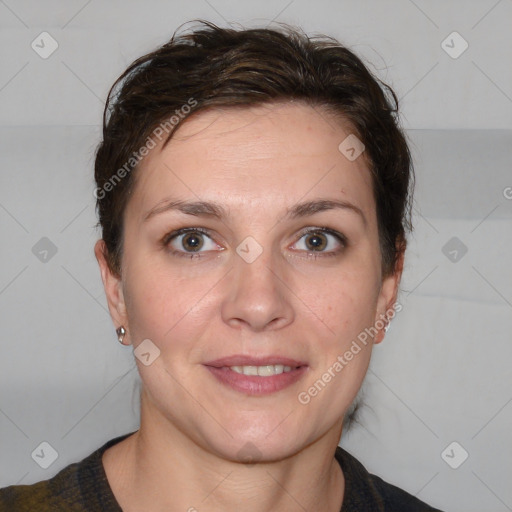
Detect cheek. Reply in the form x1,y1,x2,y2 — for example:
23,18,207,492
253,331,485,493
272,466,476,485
123,259,210,345
298,279,376,410
303,269,380,347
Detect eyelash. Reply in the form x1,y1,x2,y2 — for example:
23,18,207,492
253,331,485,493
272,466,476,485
161,226,347,260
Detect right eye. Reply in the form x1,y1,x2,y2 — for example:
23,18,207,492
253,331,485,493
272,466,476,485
163,227,223,259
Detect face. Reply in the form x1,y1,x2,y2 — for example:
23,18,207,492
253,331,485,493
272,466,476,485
96,102,401,463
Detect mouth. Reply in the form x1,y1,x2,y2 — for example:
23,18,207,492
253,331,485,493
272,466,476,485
229,364,295,376
204,355,308,395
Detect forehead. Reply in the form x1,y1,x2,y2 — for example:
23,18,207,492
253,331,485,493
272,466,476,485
127,102,375,224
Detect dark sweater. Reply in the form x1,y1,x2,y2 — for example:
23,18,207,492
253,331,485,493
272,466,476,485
0,431,444,511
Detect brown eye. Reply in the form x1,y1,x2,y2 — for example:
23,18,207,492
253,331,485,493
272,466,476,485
291,228,346,256
181,232,204,252
164,227,222,258
304,232,328,251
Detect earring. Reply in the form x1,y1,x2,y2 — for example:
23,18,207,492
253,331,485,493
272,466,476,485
116,326,128,345
384,321,391,333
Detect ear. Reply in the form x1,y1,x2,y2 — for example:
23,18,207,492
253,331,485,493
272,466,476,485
373,241,405,345
94,239,129,343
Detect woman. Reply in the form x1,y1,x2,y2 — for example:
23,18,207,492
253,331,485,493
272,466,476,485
0,20,444,511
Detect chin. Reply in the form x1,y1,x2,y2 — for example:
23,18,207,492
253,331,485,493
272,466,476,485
212,434,301,465
199,415,313,465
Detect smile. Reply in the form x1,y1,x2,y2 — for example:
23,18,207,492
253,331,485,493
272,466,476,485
203,355,308,395
228,364,294,376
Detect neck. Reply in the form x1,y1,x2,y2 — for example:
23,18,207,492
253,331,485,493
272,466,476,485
103,399,345,512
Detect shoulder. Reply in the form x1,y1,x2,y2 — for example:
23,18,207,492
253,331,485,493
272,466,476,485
0,460,82,512
335,446,445,512
368,472,444,512
0,432,134,512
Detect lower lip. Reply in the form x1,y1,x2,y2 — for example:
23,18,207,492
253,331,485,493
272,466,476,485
205,366,308,395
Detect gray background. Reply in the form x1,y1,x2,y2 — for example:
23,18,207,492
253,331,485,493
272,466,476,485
1,1,511,511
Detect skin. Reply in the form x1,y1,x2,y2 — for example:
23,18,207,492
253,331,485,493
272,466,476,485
95,101,404,512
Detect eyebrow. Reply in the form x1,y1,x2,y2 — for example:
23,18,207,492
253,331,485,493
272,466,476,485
143,197,366,227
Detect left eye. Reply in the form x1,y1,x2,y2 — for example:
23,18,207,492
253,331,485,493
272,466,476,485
292,229,345,253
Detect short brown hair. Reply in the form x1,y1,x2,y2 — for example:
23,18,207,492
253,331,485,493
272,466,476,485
94,20,414,278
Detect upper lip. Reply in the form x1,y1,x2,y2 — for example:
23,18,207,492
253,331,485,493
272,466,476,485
204,355,308,368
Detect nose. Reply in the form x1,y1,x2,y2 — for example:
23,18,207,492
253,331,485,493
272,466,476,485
220,243,295,332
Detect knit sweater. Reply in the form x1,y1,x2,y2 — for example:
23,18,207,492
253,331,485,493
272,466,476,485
0,431,444,511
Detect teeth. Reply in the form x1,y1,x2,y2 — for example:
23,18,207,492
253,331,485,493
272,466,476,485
229,365,294,376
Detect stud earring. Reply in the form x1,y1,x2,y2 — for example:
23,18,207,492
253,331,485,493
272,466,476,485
116,326,128,345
